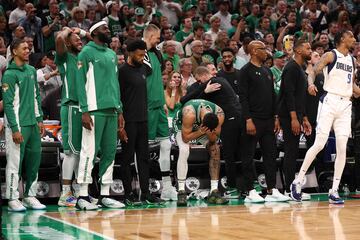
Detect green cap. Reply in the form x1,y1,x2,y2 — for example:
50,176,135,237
184,4,197,12
273,51,286,59
231,14,240,21
135,7,145,16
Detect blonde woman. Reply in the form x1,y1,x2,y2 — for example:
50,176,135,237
164,71,184,123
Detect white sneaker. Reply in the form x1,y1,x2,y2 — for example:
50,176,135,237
285,191,311,201
161,186,178,201
76,198,99,210
100,197,125,208
244,189,265,203
58,191,77,207
8,199,26,212
265,189,291,202
22,197,46,210
89,195,98,205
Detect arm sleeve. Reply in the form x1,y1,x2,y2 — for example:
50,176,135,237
238,69,251,120
33,69,43,122
76,51,89,113
282,66,297,113
2,72,19,132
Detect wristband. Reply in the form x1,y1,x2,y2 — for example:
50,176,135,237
79,29,86,38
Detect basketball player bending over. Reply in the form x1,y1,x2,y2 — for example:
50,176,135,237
291,30,360,204
174,99,228,206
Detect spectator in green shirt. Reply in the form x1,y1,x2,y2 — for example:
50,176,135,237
162,40,180,71
175,17,193,47
245,4,260,33
270,51,287,96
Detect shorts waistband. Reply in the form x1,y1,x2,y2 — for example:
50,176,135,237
325,92,351,101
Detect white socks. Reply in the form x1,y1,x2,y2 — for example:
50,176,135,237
162,176,172,189
211,180,218,192
178,179,185,191
331,136,348,192
101,184,110,196
62,185,71,193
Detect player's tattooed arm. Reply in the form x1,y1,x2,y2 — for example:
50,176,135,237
308,51,334,96
181,106,200,143
313,51,334,76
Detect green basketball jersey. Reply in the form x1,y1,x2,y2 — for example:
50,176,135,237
107,15,122,37
55,52,79,105
173,99,220,132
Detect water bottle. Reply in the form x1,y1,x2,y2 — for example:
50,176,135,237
343,184,350,197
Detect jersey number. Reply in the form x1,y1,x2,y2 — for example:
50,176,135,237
347,74,352,84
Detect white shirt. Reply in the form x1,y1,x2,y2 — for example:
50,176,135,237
0,55,6,82
206,29,220,49
79,0,104,11
237,46,250,62
8,7,26,25
158,40,184,56
213,11,232,30
157,1,181,27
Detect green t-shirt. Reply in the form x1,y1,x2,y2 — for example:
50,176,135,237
245,14,260,33
55,52,79,105
163,53,180,71
44,15,62,52
107,15,122,37
175,30,191,42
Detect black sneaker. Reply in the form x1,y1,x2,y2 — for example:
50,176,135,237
207,190,229,205
125,193,142,207
177,190,187,206
142,194,165,205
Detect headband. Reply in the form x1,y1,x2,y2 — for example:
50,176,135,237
89,21,107,34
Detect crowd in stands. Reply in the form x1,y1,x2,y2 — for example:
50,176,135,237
0,0,359,120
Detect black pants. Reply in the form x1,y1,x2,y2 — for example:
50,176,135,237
119,121,149,197
241,118,277,191
281,117,300,191
220,117,242,189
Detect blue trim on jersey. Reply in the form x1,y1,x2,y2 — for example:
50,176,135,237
319,92,327,103
327,50,337,74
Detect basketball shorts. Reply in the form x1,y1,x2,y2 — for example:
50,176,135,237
316,92,352,137
148,107,169,141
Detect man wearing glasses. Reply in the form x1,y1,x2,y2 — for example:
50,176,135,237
238,40,290,203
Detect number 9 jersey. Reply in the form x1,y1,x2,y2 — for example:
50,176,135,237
323,49,356,98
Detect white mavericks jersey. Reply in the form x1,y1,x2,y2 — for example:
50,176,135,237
323,49,355,98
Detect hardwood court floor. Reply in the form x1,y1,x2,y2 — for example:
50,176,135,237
2,194,360,240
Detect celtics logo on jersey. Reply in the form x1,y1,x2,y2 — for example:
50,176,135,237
202,54,214,64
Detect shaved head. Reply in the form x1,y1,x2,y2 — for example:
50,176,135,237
248,40,265,55
248,40,268,63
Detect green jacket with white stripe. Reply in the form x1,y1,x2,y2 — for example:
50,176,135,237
76,41,122,113
2,61,43,133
